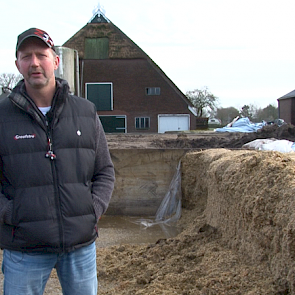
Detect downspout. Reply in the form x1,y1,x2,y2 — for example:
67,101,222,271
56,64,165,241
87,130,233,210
74,50,80,97
81,60,84,98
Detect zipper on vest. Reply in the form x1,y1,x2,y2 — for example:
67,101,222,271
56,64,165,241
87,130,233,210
45,120,56,160
45,117,65,252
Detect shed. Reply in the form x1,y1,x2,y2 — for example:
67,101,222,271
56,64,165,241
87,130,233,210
277,89,295,125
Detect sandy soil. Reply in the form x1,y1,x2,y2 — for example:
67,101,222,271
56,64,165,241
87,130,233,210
1,123,295,294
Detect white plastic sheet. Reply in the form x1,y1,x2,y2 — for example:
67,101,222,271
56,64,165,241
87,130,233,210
155,161,182,224
243,139,295,153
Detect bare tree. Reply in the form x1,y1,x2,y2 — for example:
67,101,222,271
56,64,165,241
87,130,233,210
0,73,23,92
186,87,218,117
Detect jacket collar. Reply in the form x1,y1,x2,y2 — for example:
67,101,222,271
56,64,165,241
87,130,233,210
8,78,69,126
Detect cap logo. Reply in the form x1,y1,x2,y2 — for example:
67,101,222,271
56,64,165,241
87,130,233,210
34,29,54,48
16,28,56,57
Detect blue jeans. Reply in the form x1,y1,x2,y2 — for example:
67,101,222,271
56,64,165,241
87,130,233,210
2,242,97,295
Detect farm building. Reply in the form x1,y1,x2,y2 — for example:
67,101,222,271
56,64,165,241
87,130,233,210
62,6,196,133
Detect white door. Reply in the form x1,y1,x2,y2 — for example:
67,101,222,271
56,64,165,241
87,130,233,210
158,115,190,133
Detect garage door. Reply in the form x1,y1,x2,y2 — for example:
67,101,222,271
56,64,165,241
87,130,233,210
158,114,190,133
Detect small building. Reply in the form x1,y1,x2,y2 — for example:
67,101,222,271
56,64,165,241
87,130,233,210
62,6,196,133
277,90,295,125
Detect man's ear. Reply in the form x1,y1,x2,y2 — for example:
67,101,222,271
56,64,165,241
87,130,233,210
15,59,21,73
54,55,60,71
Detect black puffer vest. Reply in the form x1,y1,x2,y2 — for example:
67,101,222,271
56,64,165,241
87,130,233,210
0,79,98,252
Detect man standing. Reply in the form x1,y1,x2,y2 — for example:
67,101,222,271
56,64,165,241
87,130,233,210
0,28,115,294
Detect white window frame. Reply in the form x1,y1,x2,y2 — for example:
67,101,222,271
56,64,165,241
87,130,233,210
135,117,150,129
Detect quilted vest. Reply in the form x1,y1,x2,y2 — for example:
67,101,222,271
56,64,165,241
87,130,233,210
0,79,98,252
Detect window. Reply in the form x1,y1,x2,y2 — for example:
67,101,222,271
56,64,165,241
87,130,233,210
135,117,150,129
84,38,109,59
146,87,160,95
86,83,113,111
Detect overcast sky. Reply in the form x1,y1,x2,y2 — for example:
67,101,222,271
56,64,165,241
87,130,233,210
1,0,295,109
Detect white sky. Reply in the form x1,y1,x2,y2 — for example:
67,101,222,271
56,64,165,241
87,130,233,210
1,0,295,109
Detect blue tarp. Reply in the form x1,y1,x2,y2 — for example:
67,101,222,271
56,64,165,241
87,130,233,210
215,117,266,133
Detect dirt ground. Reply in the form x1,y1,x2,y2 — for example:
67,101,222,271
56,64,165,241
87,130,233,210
105,123,295,150
2,123,295,294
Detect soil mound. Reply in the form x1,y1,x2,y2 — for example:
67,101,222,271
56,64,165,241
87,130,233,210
106,123,295,150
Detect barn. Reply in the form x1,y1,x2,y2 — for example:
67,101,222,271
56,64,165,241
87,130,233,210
62,6,196,133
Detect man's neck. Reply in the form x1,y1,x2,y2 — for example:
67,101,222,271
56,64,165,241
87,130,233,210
25,83,56,107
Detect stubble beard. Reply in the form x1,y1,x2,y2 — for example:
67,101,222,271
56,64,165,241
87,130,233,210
26,69,50,89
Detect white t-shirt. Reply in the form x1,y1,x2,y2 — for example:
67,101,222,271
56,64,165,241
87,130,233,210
39,106,51,116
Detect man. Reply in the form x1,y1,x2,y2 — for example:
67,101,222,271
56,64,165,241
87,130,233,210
0,28,115,294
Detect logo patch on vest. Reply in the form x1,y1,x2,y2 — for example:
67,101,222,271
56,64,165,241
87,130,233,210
14,134,36,140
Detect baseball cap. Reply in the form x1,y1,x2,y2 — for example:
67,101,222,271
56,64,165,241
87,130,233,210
16,28,55,57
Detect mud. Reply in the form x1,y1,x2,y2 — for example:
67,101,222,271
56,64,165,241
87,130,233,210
1,123,295,294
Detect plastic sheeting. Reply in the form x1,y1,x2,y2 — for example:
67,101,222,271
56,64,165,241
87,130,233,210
155,161,182,224
215,117,266,133
135,161,182,228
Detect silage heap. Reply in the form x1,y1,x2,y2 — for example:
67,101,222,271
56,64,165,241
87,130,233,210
182,148,295,293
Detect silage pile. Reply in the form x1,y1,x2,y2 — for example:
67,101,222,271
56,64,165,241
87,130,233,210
182,148,295,294
91,148,295,294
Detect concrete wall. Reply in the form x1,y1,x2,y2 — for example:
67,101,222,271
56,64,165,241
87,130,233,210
107,149,188,216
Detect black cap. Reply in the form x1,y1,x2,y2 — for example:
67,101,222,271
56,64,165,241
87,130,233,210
16,28,55,57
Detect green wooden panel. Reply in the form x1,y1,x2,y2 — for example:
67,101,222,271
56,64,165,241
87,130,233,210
84,38,109,59
99,116,126,133
86,83,112,111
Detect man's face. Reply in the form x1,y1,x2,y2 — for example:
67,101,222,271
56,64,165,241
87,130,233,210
15,37,59,90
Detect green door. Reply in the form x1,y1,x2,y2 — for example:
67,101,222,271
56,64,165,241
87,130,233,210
99,116,126,133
